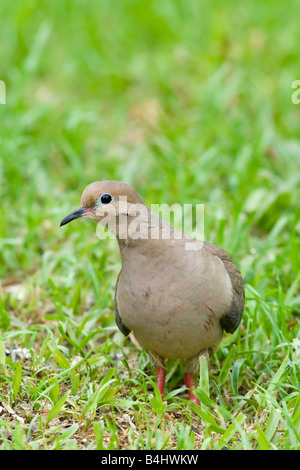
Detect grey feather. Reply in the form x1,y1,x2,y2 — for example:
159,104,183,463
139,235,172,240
114,273,131,337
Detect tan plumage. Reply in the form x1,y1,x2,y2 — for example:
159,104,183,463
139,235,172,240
61,180,245,404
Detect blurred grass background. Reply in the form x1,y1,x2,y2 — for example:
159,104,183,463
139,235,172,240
0,0,299,450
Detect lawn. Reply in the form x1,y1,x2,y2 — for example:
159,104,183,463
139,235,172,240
0,0,299,450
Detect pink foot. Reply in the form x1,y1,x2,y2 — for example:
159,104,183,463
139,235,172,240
184,372,200,405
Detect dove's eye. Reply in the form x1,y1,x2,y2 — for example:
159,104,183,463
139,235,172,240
96,193,114,205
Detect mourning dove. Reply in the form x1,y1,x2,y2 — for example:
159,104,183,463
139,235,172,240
61,181,244,405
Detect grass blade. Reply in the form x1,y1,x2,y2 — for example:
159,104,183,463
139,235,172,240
219,346,236,388
11,362,22,402
46,391,70,424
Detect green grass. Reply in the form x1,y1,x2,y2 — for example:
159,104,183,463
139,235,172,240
0,0,300,450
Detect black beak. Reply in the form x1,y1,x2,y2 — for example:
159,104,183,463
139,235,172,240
60,207,86,227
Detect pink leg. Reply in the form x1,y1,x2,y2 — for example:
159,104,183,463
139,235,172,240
184,372,200,405
156,366,166,401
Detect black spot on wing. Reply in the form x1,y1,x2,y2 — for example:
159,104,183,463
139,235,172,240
220,303,242,333
203,243,245,334
219,265,245,333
